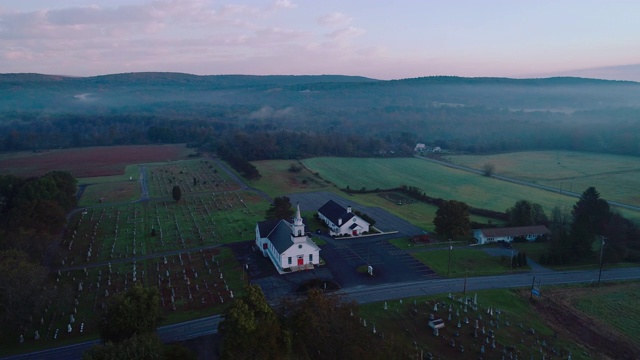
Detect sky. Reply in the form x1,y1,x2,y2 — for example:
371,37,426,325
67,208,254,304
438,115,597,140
1,0,639,80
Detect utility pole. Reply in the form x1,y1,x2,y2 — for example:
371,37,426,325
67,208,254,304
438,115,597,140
598,237,606,286
463,268,468,294
447,240,452,277
530,275,536,300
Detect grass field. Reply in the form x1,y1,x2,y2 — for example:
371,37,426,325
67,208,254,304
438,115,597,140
250,160,331,196
443,151,640,207
78,181,140,207
411,249,527,277
303,156,640,223
358,288,590,359
571,284,640,345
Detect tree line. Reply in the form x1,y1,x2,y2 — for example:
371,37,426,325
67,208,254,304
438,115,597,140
0,171,77,330
428,185,640,266
220,284,410,359
4,103,640,158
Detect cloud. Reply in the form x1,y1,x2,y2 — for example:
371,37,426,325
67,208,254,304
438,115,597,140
273,0,297,9
0,0,378,77
318,12,352,27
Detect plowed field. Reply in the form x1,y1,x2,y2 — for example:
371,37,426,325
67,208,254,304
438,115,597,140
0,144,191,177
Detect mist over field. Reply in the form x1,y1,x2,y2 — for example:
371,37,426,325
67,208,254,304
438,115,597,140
2,73,640,157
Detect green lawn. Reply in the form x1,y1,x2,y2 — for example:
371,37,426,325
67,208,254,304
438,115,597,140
412,249,527,277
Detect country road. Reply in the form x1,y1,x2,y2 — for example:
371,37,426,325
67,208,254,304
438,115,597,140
5,268,639,360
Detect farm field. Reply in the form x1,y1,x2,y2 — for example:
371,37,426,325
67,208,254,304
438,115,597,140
532,283,640,359
443,151,640,207
303,157,640,223
0,144,194,178
358,288,592,360
249,160,503,233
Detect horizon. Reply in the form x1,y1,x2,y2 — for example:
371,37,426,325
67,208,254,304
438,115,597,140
2,1,640,81
3,71,640,84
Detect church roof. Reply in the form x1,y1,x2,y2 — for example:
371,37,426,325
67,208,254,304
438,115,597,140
317,200,355,225
257,218,311,254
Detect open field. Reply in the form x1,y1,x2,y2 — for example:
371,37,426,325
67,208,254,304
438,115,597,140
532,283,640,359
412,249,526,277
0,144,194,178
571,284,640,345
358,288,591,360
250,159,331,196
443,150,640,207
249,159,505,232
303,156,640,223
78,181,140,207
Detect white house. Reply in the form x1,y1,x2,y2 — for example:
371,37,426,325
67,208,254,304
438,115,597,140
473,225,550,245
255,203,320,272
414,143,426,152
317,200,370,236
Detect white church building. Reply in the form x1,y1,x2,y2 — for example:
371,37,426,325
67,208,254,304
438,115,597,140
255,203,321,272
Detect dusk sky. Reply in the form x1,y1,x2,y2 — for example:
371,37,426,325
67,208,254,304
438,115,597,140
1,0,639,80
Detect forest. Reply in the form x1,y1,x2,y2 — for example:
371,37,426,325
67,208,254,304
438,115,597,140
2,73,640,158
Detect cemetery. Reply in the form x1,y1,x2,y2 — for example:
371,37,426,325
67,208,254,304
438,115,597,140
147,159,240,197
358,289,594,360
5,159,269,350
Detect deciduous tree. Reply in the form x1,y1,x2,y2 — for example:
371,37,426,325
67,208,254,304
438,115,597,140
433,200,471,239
99,285,162,343
220,284,289,360
265,196,294,220
506,200,548,226
0,249,50,328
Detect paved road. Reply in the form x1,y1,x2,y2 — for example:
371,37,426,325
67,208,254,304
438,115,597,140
2,315,223,360
417,155,640,213
341,266,640,304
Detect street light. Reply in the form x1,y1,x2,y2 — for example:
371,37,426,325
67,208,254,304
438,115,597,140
598,237,606,286
447,240,452,277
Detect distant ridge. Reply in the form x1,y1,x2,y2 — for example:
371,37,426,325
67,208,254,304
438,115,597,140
2,72,639,86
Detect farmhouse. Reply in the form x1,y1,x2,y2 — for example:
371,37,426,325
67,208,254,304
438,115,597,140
255,203,320,272
473,225,550,245
317,200,370,236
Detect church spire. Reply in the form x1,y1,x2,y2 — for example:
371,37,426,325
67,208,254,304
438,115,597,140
294,202,303,226
291,202,306,241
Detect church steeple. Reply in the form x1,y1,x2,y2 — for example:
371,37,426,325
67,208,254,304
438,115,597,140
291,202,306,242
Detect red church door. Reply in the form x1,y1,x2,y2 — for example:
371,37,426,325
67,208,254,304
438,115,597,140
297,257,303,266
